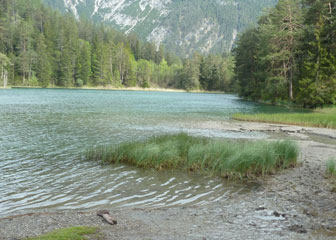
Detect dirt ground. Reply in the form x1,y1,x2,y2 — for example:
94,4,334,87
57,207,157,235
1,122,336,240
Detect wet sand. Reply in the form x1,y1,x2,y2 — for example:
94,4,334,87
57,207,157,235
1,122,336,240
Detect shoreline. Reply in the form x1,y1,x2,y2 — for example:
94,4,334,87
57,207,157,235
1,86,227,94
1,122,336,239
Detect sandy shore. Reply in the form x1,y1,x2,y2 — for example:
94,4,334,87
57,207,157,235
1,122,336,240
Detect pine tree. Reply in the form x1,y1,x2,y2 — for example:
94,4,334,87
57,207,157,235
134,40,141,61
78,40,91,86
260,0,303,101
115,43,131,86
35,34,51,87
58,43,72,86
297,0,336,107
16,21,36,85
181,54,201,90
233,27,263,100
91,35,104,85
0,52,11,87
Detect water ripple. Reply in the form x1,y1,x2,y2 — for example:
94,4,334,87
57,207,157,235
0,89,271,216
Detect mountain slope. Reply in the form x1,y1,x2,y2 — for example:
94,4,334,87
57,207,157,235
43,0,277,56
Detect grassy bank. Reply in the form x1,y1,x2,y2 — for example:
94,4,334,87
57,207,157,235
86,134,299,179
233,107,336,129
27,226,98,240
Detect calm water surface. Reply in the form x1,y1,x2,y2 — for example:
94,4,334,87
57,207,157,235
0,89,295,215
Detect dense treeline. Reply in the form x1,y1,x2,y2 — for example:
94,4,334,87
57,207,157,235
234,0,336,108
0,0,233,91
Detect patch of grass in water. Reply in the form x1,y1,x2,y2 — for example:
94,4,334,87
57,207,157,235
326,158,336,177
27,226,98,240
326,158,336,192
233,107,336,129
86,133,299,179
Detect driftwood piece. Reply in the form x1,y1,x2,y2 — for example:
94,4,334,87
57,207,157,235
97,210,117,225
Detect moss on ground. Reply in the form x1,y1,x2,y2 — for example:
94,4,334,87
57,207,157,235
27,226,98,240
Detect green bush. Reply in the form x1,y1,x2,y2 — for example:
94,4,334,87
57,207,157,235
75,79,84,87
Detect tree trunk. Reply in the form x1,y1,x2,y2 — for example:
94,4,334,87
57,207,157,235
29,58,32,82
40,17,43,33
23,39,26,85
120,69,124,85
4,69,7,88
289,66,293,100
1,65,8,88
110,56,113,75
1,65,3,87
316,54,320,84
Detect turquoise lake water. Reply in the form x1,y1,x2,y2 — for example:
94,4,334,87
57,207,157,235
0,89,297,215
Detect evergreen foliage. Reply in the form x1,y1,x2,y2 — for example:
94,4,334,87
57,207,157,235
0,0,233,91
234,0,336,108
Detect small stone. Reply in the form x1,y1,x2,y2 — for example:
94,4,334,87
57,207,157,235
273,211,280,217
97,210,110,217
97,210,117,225
288,225,307,234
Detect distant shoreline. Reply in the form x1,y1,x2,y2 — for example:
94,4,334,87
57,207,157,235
1,86,227,94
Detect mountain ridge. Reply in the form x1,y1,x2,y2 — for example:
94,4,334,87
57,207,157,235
43,0,277,57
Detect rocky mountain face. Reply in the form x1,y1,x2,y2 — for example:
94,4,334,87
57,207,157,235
44,0,277,56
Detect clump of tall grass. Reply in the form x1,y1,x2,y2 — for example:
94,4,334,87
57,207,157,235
326,158,336,177
233,107,336,129
326,158,336,192
86,133,299,179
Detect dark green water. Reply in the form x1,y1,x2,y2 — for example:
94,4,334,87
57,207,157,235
0,89,295,215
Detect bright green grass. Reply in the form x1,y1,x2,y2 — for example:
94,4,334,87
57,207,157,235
326,158,336,177
233,107,336,129
326,158,336,192
27,226,98,240
86,134,299,179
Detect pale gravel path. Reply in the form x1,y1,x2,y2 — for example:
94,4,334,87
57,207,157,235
1,122,336,240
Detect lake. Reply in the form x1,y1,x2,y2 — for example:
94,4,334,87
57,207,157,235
0,89,294,216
